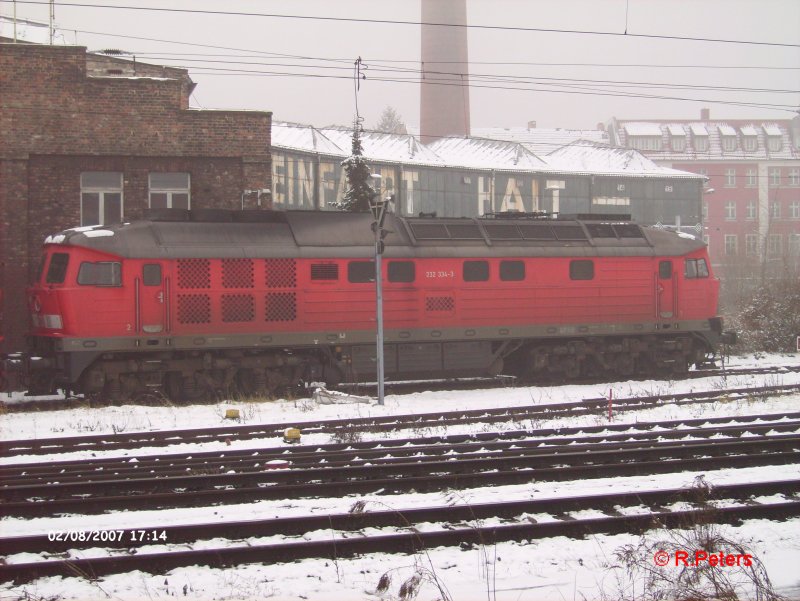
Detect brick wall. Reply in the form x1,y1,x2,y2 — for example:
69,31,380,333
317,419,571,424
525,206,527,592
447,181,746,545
0,43,272,352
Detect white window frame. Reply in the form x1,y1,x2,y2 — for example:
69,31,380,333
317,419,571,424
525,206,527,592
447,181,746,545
694,137,709,152
768,234,782,256
724,234,738,256
149,173,191,209
771,201,781,219
80,172,123,226
746,201,757,220
724,168,736,187
745,169,757,187
725,201,736,220
769,168,781,187
768,137,782,152
742,136,757,152
745,234,759,256
789,168,800,187
722,136,737,152
791,201,800,219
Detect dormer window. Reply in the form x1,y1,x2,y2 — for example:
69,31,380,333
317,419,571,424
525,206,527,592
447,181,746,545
668,125,685,151
718,125,737,152
763,124,783,152
624,124,662,151
690,124,709,152
740,125,757,152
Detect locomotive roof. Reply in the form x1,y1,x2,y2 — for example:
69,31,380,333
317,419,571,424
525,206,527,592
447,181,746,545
45,209,706,260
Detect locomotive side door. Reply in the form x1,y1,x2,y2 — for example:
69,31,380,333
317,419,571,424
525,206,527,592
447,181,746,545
139,263,165,333
657,260,676,318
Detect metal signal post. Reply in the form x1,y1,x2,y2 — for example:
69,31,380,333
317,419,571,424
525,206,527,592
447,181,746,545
370,194,390,406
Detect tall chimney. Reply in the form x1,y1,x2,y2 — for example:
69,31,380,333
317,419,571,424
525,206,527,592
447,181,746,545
420,0,470,143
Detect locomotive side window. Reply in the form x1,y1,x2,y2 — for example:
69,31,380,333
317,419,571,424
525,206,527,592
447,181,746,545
348,261,375,283
659,260,672,279
388,261,415,283
45,253,70,284
685,258,709,279
463,260,489,282
311,263,339,281
37,255,48,282
143,264,162,286
500,260,525,281
570,260,594,280
77,261,121,286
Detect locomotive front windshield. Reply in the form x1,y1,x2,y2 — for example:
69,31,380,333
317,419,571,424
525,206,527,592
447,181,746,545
45,253,69,284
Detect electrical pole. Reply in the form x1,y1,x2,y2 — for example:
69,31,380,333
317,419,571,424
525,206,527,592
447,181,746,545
370,194,389,405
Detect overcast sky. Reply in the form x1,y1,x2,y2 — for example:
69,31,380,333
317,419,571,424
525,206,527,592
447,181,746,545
5,0,800,131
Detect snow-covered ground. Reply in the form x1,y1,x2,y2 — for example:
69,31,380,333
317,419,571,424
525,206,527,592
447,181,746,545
2,353,800,601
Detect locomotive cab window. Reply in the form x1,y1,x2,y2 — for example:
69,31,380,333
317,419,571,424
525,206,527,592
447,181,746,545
388,261,415,283
45,253,70,284
685,258,710,279
78,262,122,286
143,264,162,286
659,260,673,279
348,261,375,283
500,260,525,281
570,260,595,280
463,260,489,282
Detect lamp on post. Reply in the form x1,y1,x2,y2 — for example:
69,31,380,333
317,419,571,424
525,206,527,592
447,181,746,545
369,191,390,406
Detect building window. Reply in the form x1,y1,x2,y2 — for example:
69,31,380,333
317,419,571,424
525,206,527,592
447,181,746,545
768,136,782,152
790,234,800,256
80,172,122,226
724,235,737,256
629,136,662,151
746,234,759,256
791,201,800,219
725,201,736,220
789,168,800,187
742,136,757,152
694,137,709,152
724,168,736,187
769,168,781,187
149,173,190,209
722,136,737,152
671,136,685,152
702,202,708,220
767,234,782,256
771,201,781,219
746,201,756,220
745,169,757,187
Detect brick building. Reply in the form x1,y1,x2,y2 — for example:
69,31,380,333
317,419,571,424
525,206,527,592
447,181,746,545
608,110,800,301
0,43,272,352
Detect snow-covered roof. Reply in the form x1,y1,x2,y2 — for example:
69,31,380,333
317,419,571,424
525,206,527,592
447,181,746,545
470,127,609,155
624,123,663,137
272,122,702,180
763,124,783,137
718,124,737,137
546,140,699,179
667,124,686,137
740,125,758,137
690,124,709,137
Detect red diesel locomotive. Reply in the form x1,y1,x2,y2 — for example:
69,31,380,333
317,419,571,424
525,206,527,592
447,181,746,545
21,209,732,400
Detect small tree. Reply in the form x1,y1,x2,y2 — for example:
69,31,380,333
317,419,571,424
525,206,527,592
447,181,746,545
375,106,407,134
338,121,375,212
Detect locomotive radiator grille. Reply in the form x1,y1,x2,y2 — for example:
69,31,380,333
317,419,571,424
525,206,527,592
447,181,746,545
177,294,211,324
222,259,254,289
266,259,297,288
177,259,211,289
222,294,255,322
265,292,297,322
426,296,455,312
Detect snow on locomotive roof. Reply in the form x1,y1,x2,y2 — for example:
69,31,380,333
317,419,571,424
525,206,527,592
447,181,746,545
46,210,705,260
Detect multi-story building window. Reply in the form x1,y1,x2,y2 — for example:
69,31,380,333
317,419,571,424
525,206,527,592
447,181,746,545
725,201,736,220
722,136,737,152
695,136,709,152
724,234,738,256
767,136,782,152
772,201,781,219
790,168,800,187
628,136,662,151
724,168,736,187
768,234,782,256
742,136,757,152
769,168,781,187
746,201,757,220
745,169,757,187
745,234,759,256
790,234,800,256
791,201,800,219
80,172,123,226
149,173,190,209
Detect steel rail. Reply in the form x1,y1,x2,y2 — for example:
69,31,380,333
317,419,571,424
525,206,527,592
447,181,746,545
3,383,800,458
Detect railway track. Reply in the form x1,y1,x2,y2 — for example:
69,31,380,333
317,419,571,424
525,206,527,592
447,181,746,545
2,478,798,584
2,362,798,414
3,381,800,459
3,417,799,517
